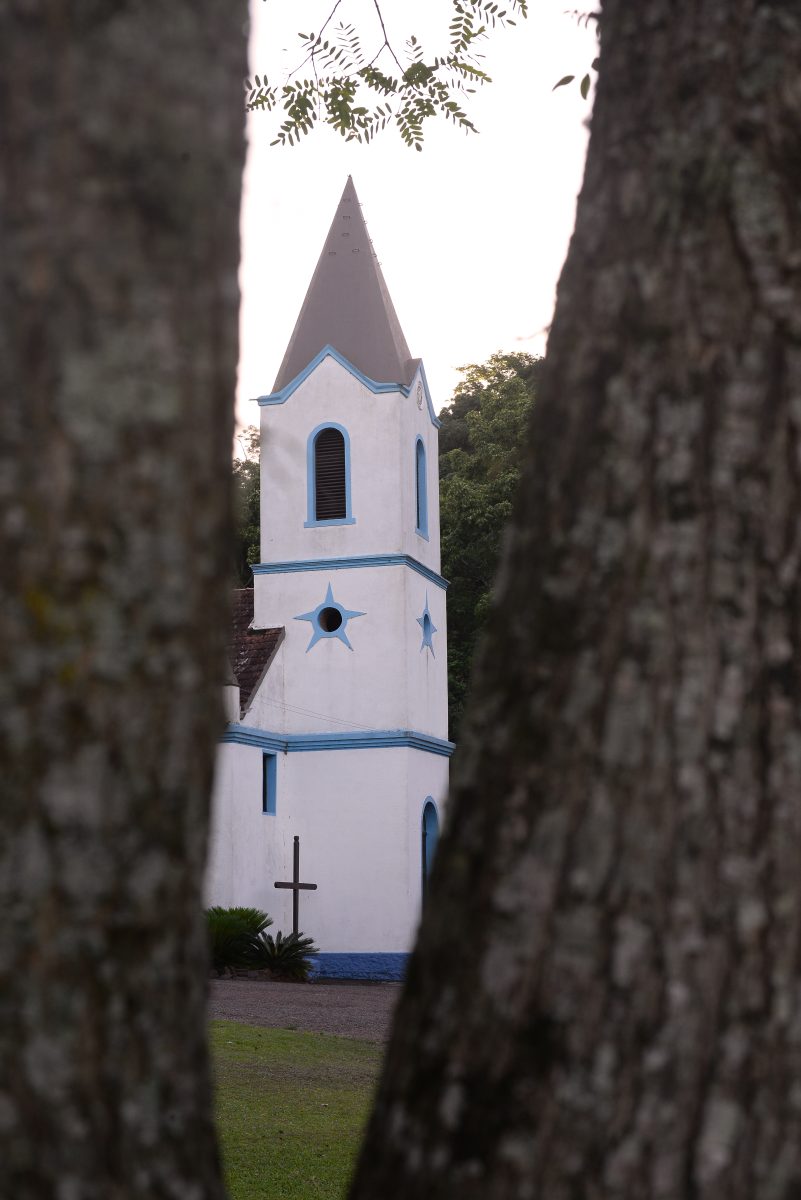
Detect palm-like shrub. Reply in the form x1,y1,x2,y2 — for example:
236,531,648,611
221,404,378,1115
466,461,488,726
247,930,319,981
222,907,273,935
205,906,273,975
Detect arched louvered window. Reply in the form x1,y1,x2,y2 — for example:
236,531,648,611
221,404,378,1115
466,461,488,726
314,427,346,520
415,437,428,538
305,423,354,527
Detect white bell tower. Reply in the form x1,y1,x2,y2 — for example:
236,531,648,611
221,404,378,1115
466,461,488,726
216,178,451,979
251,176,448,745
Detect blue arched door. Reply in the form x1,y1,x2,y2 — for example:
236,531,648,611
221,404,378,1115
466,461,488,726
421,799,439,907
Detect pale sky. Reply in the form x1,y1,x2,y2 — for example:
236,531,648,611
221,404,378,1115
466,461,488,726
237,0,596,428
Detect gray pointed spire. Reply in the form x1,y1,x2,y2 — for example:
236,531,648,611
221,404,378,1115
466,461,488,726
272,177,415,392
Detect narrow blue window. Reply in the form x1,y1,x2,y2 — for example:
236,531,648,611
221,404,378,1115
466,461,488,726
421,798,439,905
262,753,277,815
415,438,428,538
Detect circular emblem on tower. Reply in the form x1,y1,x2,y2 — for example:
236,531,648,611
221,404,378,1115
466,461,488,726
416,382,424,409
294,583,365,652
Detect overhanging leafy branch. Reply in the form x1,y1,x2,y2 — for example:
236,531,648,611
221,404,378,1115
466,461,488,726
246,0,529,150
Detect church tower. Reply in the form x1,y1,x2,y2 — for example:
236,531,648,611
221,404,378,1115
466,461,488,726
209,178,451,979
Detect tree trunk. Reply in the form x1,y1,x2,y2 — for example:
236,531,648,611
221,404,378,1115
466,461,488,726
350,2,801,1197
0,5,246,1196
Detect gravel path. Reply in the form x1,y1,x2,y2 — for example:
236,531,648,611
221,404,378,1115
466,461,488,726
207,978,401,1043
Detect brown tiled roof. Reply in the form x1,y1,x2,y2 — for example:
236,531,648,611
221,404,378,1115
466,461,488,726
228,589,283,716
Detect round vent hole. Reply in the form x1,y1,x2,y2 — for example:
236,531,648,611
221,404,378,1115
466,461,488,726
319,607,343,632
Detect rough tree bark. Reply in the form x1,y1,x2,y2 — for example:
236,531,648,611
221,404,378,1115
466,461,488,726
0,5,246,1197
351,2,801,1197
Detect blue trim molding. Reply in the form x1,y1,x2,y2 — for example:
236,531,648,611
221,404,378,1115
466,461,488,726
305,421,355,528
309,952,408,982
253,345,442,430
253,553,448,591
222,727,287,754
221,724,455,758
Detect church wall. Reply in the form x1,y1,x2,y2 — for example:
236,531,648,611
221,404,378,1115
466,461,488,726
207,741,450,964
258,355,442,577
403,574,448,741
275,748,413,953
206,742,270,907
250,570,407,733
248,566,447,738
211,183,451,980
260,355,404,563
399,366,442,567
404,748,450,918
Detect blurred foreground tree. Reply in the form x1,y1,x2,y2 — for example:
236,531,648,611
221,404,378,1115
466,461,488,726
4,1,801,1199
0,3,531,1196
0,5,246,1196
351,3,801,1198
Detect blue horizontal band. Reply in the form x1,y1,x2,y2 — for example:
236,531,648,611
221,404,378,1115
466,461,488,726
220,724,455,758
252,553,448,591
303,517,356,528
252,345,441,430
309,952,408,982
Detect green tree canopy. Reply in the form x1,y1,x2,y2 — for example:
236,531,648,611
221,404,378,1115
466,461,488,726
232,426,260,587
439,351,541,737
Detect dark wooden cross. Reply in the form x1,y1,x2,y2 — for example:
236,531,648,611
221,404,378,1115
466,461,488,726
274,835,317,936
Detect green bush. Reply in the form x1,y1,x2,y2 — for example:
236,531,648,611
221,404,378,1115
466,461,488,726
247,930,320,981
206,906,273,975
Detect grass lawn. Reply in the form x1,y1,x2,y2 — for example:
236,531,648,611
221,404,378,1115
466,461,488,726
210,1020,383,1200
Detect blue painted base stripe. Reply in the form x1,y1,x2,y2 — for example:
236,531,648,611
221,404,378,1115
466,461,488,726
252,553,448,591
310,953,408,982
220,724,455,758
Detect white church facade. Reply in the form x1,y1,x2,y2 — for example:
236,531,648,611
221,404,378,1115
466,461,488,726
206,178,452,980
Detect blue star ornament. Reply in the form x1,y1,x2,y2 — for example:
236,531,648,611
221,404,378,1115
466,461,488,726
295,583,365,652
417,593,437,656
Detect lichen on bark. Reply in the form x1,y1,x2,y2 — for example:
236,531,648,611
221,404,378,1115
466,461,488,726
350,2,801,1197
0,4,247,1196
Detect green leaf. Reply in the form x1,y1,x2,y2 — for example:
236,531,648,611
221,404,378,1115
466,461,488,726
250,2,531,148
580,73,590,99
552,74,574,90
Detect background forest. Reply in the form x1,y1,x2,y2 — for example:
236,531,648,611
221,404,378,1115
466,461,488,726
233,351,541,739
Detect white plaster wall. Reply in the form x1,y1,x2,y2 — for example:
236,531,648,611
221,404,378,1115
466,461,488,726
281,749,412,952
249,565,447,738
404,574,448,739
207,745,450,954
206,742,278,906
258,355,441,573
222,683,240,724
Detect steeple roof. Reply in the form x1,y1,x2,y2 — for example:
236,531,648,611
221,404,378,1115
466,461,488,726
272,177,415,392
